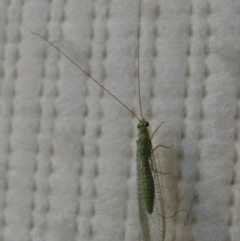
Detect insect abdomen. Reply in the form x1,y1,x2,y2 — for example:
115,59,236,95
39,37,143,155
137,129,155,215
140,158,155,214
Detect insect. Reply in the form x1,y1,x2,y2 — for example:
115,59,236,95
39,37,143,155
31,1,175,240
136,119,171,241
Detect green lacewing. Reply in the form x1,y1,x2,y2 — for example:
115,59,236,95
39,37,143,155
31,1,174,240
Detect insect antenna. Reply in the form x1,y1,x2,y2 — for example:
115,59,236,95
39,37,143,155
30,31,141,121
137,0,144,120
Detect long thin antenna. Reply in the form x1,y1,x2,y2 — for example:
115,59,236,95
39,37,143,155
31,31,140,121
138,0,144,119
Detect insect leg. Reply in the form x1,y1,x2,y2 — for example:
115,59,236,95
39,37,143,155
150,121,165,140
152,144,173,152
148,147,170,175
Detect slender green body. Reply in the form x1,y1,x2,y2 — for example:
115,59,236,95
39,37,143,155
136,119,165,241
137,120,155,214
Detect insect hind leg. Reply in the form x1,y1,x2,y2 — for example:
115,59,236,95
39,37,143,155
149,165,170,175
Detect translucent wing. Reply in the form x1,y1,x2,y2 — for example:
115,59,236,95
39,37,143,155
137,140,165,241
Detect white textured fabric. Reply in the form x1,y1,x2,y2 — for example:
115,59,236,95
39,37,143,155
0,0,240,241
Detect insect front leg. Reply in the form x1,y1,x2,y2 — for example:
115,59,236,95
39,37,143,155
150,121,165,140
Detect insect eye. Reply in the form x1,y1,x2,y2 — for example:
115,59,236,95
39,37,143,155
146,122,149,127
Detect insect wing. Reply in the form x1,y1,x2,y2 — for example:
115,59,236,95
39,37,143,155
151,146,165,240
137,143,165,241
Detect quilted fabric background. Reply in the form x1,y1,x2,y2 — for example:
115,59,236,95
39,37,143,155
0,0,240,241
